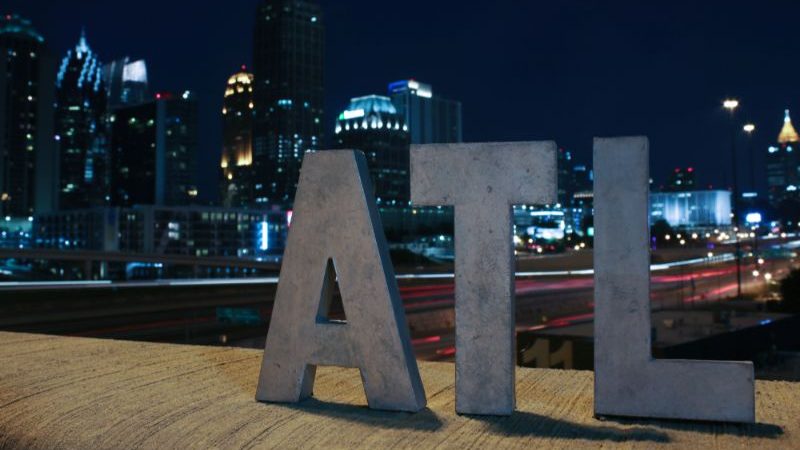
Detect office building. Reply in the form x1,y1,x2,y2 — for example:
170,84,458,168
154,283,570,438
334,95,410,206
388,79,462,144
650,190,731,229
220,68,255,207
55,29,109,210
0,14,56,218
252,0,324,206
34,205,289,260
766,109,800,211
110,91,198,207
104,57,149,109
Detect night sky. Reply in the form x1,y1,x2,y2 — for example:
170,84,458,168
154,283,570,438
8,1,800,203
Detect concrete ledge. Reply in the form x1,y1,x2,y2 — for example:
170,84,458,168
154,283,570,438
0,332,796,449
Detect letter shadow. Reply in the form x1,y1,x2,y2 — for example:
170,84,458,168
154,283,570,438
471,411,670,443
605,416,784,439
281,398,444,432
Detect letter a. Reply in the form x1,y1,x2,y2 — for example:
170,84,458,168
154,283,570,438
256,150,426,412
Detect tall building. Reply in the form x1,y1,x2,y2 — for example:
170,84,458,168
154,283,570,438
0,14,56,218
220,68,255,207
55,30,109,210
766,109,800,211
388,79,462,144
252,0,324,206
334,95,410,206
110,92,198,207
104,57,149,109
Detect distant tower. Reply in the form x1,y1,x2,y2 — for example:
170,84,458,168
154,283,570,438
766,109,800,210
110,91,198,207
334,95,410,206
388,79,462,144
220,68,255,207
0,14,56,217
252,0,324,207
104,57,149,109
55,29,109,210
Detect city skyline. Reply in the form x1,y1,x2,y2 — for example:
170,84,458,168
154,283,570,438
5,1,800,203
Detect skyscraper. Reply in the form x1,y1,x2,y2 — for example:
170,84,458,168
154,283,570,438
334,95,410,206
766,109,800,216
0,14,56,217
104,57,149,109
110,91,198,207
55,30,109,210
252,0,324,206
220,68,255,207
388,79,462,144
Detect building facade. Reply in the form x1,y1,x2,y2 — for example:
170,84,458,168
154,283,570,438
104,57,149,109
0,14,56,218
34,205,289,260
766,109,800,214
55,30,109,210
252,0,324,206
650,190,732,229
334,95,410,206
388,79,462,145
220,68,255,207
110,92,198,207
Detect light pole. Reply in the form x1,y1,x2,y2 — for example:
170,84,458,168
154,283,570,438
743,123,758,270
723,98,742,299
743,123,756,191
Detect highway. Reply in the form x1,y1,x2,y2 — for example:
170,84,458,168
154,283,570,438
0,243,795,362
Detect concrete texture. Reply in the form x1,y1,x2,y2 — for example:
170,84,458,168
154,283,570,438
411,142,557,415
0,332,797,449
593,137,755,423
257,150,425,412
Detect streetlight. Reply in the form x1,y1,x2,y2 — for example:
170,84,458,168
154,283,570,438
743,123,759,290
723,98,743,299
743,123,756,191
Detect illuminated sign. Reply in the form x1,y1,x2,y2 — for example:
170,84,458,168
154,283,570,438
341,108,365,120
745,212,762,224
258,221,269,251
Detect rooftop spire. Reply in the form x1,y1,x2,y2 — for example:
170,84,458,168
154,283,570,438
75,27,89,57
778,109,799,144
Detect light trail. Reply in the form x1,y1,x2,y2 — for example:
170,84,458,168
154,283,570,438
0,252,739,290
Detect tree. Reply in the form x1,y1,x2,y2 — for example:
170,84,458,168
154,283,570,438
779,268,800,313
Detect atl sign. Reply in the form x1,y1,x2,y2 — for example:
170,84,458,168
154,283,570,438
256,137,754,423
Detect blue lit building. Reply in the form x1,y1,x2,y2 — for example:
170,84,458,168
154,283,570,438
650,190,732,229
334,95,409,206
388,79,462,144
34,205,288,260
55,29,110,210
104,57,149,109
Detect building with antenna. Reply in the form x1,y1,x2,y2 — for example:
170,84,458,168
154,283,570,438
220,68,255,207
55,29,109,210
766,109,800,213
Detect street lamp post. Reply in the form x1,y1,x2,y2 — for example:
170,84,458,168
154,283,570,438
743,123,756,191
723,99,742,299
743,123,758,269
